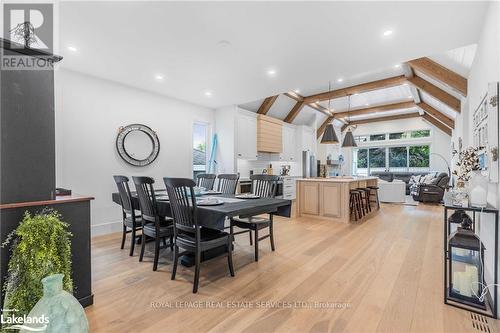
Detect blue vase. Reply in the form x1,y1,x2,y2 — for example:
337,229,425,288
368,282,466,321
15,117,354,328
21,274,88,333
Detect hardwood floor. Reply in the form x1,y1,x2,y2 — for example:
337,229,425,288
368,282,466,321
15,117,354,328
86,204,499,332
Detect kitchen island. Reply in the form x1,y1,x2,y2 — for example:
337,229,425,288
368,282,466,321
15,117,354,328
296,177,379,223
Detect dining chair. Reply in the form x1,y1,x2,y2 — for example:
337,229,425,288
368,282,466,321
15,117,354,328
164,177,234,293
217,174,239,194
196,173,216,190
132,176,174,271
113,175,142,256
230,174,280,261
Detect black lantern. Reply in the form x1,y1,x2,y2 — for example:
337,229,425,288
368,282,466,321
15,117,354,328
448,225,486,309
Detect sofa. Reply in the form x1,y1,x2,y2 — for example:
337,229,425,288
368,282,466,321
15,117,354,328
370,171,430,195
411,172,450,203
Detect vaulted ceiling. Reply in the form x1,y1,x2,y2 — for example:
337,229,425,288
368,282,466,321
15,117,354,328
239,44,476,138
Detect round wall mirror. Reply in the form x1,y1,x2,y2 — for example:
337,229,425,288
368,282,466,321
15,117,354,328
116,124,160,166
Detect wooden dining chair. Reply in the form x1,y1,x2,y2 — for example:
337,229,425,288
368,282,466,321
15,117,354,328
132,176,174,271
217,174,239,194
164,177,234,293
113,175,142,256
230,174,279,261
196,173,216,190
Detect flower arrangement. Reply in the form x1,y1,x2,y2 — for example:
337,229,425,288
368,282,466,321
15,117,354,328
452,146,484,182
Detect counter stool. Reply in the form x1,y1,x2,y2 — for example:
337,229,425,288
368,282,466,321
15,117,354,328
367,186,380,210
350,189,364,221
357,188,372,214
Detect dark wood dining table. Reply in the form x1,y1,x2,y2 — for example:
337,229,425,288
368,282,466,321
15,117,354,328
111,190,292,265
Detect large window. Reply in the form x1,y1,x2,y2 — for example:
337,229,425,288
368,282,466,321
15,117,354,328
389,147,407,168
354,145,430,174
356,129,431,143
409,145,430,168
193,122,208,178
369,148,386,172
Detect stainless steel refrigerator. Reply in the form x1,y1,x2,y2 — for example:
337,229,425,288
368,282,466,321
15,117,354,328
302,151,317,178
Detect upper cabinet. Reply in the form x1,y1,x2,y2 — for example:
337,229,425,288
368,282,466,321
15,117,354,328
281,124,297,162
257,114,283,153
236,112,258,159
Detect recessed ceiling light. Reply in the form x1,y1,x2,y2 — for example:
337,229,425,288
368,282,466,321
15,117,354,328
383,30,393,37
294,89,300,93
337,78,344,83
204,91,213,97
394,64,401,68
365,103,370,106
266,68,277,77
154,74,164,81
67,45,78,52
408,95,413,99
217,40,231,47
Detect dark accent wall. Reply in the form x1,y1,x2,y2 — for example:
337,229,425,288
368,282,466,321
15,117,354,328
0,43,57,204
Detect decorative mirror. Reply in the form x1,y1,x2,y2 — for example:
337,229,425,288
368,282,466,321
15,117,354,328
116,124,160,166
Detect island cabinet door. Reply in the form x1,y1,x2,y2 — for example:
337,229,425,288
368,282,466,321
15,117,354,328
299,182,320,215
319,183,342,218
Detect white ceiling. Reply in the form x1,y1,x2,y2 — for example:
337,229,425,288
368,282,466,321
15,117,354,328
58,1,488,109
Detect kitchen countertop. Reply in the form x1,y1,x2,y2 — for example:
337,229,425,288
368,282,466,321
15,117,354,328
297,176,378,183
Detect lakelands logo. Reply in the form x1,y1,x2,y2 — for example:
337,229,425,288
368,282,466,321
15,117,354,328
2,3,55,70
1,309,49,331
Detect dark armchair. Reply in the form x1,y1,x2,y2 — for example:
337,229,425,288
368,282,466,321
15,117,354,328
412,172,450,203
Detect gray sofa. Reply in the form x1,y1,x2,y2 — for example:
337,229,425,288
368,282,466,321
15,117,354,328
370,171,430,195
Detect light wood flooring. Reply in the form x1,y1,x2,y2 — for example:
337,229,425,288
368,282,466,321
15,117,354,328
86,204,500,333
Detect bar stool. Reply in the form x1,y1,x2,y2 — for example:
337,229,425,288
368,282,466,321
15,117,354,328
356,188,372,214
367,186,380,210
350,189,364,221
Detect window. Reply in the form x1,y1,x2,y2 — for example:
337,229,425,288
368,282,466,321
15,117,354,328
370,134,386,141
357,149,368,168
369,148,386,170
354,144,430,175
193,122,208,178
411,130,430,138
409,145,430,168
389,146,407,171
355,135,368,143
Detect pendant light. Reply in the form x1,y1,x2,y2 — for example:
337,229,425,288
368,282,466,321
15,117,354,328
342,94,357,148
320,81,339,144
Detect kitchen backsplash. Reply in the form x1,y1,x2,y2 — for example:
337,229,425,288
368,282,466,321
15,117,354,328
237,159,300,178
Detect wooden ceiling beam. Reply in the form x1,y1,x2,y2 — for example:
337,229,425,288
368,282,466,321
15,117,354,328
347,112,421,126
407,76,461,112
284,101,305,123
333,100,416,119
408,57,467,97
316,116,335,139
422,113,452,136
341,123,349,132
417,102,454,129
283,91,332,121
303,75,407,104
257,95,279,115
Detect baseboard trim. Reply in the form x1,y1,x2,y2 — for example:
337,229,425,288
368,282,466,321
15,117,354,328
91,220,122,236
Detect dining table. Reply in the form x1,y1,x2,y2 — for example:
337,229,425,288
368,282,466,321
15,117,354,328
111,189,292,266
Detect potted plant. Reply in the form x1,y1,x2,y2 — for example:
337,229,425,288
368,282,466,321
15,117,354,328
1,209,88,332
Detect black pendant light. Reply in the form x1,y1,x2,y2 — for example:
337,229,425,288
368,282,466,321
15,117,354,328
321,81,339,144
342,94,357,148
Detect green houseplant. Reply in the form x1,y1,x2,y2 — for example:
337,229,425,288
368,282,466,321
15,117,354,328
2,210,73,319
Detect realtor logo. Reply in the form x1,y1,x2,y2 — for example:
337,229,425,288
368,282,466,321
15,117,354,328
2,3,54,70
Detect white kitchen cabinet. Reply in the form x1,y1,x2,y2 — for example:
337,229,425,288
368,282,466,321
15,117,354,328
281,124,297,162
236,112,258,160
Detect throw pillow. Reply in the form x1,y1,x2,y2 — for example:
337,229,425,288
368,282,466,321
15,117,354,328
423,173,435,184
409,175,421,185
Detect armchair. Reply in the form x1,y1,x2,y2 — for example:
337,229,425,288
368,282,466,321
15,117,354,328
412,172,450,203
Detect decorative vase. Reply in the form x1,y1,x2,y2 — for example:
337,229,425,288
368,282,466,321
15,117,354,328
21,274,88,333
451,181,469,207
469,170,488,208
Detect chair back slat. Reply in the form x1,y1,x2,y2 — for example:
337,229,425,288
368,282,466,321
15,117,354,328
196,173,216,190
132,176,157,224
251,174,279,198
113,175,133,215
217,174,239,194
164,178,199,234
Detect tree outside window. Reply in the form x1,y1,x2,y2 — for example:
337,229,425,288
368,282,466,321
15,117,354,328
389,146,407,167
409,145,430,167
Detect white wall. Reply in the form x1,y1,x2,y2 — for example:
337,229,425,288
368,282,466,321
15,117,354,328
55,69,214,235
451,2,500,312
324,117,452,175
